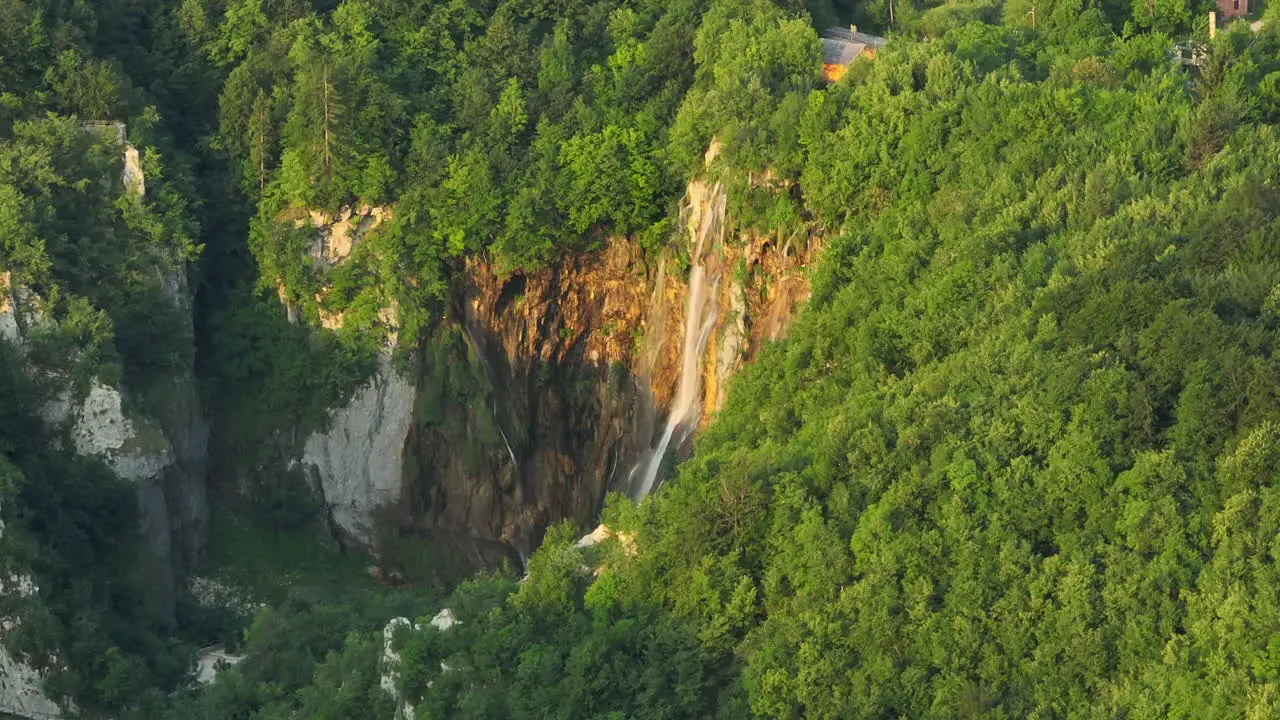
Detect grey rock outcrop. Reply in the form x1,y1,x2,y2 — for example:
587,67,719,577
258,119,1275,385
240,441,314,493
302,354,415,546
0,645,61,720
0,513,63,719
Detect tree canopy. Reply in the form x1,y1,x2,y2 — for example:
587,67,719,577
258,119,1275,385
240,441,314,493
372,9,1280,720
6,0,1280,716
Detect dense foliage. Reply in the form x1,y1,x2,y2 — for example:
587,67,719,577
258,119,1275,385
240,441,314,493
379,10,1280,720
0,3,215,713
208,0,716,347
122,507,445,720
5,0,1280,715
0,345,197,714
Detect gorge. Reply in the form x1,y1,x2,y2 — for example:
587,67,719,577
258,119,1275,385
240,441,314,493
287,144,814,568
0,125,815,718
6,0,1280,716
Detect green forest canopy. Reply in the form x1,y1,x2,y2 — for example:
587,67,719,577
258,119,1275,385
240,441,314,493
4,0,1280,717
378,15,1280,720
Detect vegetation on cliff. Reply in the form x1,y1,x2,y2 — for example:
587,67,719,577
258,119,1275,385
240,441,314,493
366,11,1280,718
0,342,201,715
0,2,220,713
0,116,202,720
5,0,1280,716
213,0,714,347
149,2,1280,719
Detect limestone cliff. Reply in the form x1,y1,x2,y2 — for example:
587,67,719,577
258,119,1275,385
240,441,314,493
400,239,657,563
399,177,816,560
0,647,62,720
277,152,815,568
0,134,207,718
302,353,415,546
1,266,207,620
277,203,416,549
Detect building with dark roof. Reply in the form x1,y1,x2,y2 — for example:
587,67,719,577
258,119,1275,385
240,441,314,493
820,27,887,82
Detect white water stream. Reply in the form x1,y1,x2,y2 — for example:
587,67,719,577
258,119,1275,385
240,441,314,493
463,324,519,469
629,181,725,499
496,417,518,468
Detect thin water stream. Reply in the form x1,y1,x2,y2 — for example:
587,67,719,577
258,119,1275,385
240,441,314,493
462,323,519,469
629,180,726,499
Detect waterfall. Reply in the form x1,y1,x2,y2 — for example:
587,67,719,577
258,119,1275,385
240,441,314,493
462,323,519,470
629,180,725,499
495,420,518,468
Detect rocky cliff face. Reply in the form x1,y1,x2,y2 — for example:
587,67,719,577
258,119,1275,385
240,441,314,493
0,137,206,718
397,178,816,560
400,238,657,563
0,267,207,607
0,647,62,720
286,152,817,567
277,204,417,550
302,353,415,546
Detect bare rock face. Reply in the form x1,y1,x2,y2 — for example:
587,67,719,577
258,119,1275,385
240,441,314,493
302,354,415,546
401,214,815,560
0,645,61,720
279,149,814,568
70,382,174,481
64,375,208,624
401,238,655,562
277,205,412,548
123,144,145,197
302,204,391,266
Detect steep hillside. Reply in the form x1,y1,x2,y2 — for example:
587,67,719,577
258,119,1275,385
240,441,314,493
257,163,815,570
374,13,1280,720
199,0,829,570
0,119,207,715
6,0,1280,716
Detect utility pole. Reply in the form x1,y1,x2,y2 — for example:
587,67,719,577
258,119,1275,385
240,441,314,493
322,60,332,181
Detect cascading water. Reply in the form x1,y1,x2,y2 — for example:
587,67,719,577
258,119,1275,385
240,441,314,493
495,414,518,468
462,323,519,469
629,180,725,499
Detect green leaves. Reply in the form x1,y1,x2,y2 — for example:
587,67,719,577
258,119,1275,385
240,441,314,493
561,123,663,236
372,18,1280,720
211,0,269,68
10,0,1280,715
210,0,700,312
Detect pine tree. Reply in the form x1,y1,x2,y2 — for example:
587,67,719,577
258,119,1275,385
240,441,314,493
246,88,274,196
283,28,347,208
